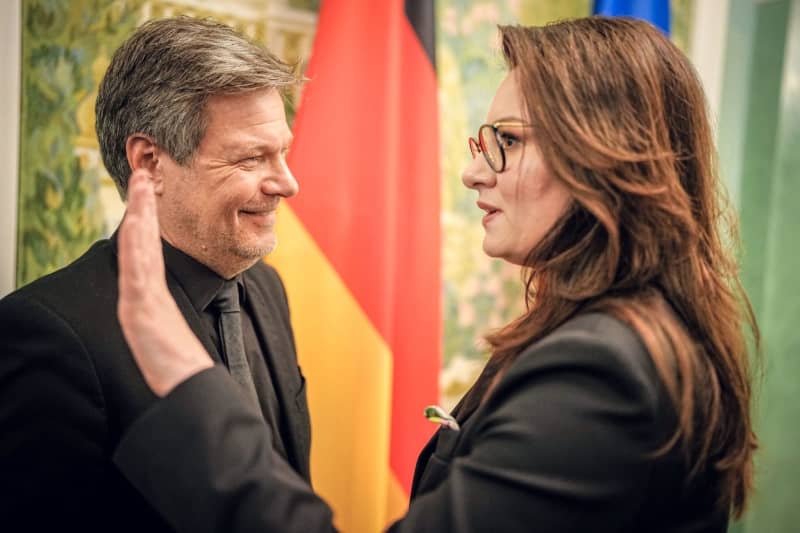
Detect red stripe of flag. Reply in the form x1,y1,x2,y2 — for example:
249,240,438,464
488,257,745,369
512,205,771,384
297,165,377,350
287,0,440,493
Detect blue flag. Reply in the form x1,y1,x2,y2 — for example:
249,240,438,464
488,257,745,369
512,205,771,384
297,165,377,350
593,0,670,35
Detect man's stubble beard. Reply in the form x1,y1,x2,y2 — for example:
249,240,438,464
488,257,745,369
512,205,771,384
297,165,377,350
207,225,277,275
228,234,278,260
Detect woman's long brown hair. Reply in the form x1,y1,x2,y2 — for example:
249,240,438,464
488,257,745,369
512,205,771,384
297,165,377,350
483,18,759,518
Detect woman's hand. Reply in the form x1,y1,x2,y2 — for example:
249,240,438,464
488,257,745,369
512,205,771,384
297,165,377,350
117,169,213,397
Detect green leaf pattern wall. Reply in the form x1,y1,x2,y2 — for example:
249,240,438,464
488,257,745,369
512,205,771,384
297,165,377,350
18,0,144,285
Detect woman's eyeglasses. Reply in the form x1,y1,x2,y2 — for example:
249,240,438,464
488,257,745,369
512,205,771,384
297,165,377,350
468,121,532,173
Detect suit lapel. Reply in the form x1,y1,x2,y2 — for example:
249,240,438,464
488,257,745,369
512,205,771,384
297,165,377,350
410,395,471,498
410,374,498,498
243,270,311,480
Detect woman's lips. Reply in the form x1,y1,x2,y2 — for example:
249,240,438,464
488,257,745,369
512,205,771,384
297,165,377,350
477,201,500,226
482,209,500,226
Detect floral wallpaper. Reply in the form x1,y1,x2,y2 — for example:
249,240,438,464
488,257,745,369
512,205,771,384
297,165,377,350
18,0,143,285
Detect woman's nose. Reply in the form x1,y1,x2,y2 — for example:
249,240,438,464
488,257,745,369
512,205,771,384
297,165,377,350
461,155,496,190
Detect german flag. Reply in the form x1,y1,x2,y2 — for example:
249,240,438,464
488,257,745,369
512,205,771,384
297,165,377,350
269,1,440,531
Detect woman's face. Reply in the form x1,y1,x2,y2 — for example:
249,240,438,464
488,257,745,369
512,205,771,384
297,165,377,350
462,70,572,265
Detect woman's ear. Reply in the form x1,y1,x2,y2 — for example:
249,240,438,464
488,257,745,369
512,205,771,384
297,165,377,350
126,134,164,194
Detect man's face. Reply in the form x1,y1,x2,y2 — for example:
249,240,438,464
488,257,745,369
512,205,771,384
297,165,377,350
155,88,298,277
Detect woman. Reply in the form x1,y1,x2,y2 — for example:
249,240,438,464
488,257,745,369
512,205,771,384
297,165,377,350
116,17,758,532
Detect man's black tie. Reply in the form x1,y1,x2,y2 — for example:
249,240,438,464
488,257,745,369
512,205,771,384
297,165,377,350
212,280,260,408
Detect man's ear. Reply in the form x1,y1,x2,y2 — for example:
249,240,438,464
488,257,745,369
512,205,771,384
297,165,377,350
126,134,164,194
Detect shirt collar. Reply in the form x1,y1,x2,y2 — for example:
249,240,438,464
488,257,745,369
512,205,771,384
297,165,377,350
161,240,248,312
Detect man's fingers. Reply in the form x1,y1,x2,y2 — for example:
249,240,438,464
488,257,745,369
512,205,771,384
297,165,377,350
117,170,214,396
119,170,162,296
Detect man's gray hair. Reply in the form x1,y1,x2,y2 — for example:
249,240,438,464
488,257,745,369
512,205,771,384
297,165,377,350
95,16,301,198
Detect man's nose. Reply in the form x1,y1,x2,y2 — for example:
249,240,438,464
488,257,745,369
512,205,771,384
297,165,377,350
262,158,299,198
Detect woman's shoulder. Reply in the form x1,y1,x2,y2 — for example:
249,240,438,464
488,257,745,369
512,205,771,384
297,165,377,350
503,311,667,414
526,311,650,366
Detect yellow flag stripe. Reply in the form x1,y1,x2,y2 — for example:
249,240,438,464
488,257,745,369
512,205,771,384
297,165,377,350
268,205,399,533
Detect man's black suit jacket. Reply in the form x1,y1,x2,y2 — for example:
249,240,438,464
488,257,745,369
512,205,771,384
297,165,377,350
0,237,310,532
113,312,728,532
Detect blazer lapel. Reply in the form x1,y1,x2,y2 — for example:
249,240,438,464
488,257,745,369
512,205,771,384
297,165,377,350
244,270,311,480
410,433,437,496
410,394,473,498
410,368,501,498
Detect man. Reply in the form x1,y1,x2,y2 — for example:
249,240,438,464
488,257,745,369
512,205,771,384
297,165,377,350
0,17,309,532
